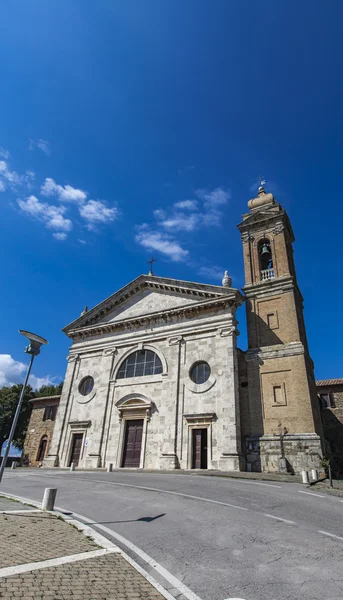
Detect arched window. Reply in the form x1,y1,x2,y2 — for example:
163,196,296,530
117,349,163,379
258,239,274,280
36,436,48,462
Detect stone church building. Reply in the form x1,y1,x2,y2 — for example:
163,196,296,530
44,185,324,474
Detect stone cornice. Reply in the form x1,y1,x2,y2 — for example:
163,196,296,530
237,203,295,243
65,294,243,340
245,341,305,361
63,274,239,334
243,275,295,298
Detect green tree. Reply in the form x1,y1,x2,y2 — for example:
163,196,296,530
0,381,63,455
35,382,63,397
0,384,35,453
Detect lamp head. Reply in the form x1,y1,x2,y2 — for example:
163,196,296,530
19,330,48,356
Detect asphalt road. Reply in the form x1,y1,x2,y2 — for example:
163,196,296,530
1,470,342,600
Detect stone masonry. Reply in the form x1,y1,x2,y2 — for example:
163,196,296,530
45,277,245,472
23,395,60,466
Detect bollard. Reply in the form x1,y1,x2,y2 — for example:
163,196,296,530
107,463,113,472
311,468,319,481
11,462,16,469
70,462,76,472
42,488,57,511
302,470,310,484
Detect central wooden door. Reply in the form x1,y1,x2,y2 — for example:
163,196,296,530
68,433,83,467
192,428,208,469
122,419,144,468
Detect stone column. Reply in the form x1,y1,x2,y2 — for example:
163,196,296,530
44,354,79,468
218,325,245,471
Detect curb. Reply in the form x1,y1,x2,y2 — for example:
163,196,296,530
0,491,176,600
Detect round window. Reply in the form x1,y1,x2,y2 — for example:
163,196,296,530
190,362,211,385
79,376,94,396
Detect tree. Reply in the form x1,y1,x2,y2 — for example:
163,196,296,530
0,384,35,453
35,382,63,397
0,381,63,454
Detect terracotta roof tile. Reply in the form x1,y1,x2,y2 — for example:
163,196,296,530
316,379,343,387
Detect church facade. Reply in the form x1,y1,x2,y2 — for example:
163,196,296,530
45,185,324,474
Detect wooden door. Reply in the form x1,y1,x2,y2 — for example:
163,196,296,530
37,437,47,462
192,429,208,469
69,433,83,467
122,420,143,468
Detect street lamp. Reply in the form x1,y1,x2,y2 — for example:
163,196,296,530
0,330,48,484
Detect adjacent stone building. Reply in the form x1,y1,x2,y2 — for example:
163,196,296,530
317,379,343,476
43,185,327,474
23,395,60,466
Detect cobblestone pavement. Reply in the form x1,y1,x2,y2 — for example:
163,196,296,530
0,512,98,568
0,553,165,599
0,497,166,600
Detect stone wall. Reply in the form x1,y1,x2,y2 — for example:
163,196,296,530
23,397,60,466
318,383,343,476
45,297,243,471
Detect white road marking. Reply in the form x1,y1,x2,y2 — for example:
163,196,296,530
65,478,249,512
319,530,343,542
0,509,41,514
232,480,282,489
70,509,204,600
264,514,296,525
0,548,115,579
299,491,325,498
0,492,202,600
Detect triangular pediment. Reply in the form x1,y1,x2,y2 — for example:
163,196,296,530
63,274,238,334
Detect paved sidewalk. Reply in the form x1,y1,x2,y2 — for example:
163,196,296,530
0,496,166,599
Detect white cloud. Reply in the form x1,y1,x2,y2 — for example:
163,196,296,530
53,232,68,241
29,138,51,156
41,177,87,204
0,147,10,160
0,180,6,192
174,199,198,210
135,225,188,262
78,239,87,245
79,200,119,229
0,354,56,390
0,160,35,190
198,265,225,281
159,212,198,232
195,187,230,208
17,195,73,235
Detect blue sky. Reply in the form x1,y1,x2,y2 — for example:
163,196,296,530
0,1,342,386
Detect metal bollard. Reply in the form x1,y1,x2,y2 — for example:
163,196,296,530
42,488,57,511
302,470,310,484
107,463,113,472
70,462,76,472
311,468,319,481
11,462,16,470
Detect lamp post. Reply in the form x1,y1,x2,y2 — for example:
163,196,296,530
0,330,48,484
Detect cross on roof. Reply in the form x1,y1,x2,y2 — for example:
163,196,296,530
147,257,157,276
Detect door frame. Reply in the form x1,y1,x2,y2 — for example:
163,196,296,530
117,416,148,469
66,430,86,468
184,413,216,470
115,397,152,469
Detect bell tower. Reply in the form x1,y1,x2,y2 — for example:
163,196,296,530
238,183,323,473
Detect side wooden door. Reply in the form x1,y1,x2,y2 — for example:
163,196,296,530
122,420,143,468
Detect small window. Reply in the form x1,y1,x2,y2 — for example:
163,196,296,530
42,405,57,421
319,393,335,409
117,350,163,379
190,362,211,384
79,376,94,396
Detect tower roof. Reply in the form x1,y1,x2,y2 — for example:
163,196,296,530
248,182,275,210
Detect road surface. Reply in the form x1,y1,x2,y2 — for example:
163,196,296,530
1,470,342,600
